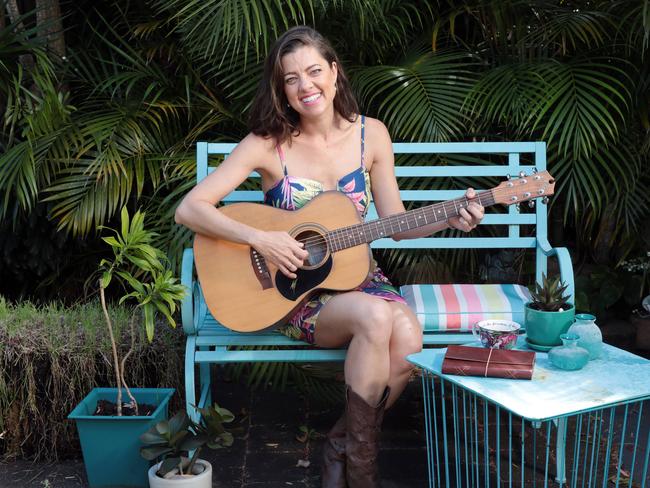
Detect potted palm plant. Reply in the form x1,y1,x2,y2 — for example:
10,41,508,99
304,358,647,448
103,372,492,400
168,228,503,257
524,273,575,351
140,404,235,487
68,207,186,488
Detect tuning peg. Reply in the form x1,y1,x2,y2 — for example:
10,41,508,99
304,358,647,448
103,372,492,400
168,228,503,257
519,171,526,178
532,167,538,174
515,203,521,213
528,200,536,208
506,174,512,180
542,196,549,205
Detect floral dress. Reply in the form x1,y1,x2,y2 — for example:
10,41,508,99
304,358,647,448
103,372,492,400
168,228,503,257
263,115,406,344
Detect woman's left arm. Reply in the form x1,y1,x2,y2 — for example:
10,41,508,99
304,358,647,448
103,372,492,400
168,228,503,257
368,119,484,241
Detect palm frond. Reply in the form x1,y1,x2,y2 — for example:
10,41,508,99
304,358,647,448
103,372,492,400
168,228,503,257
353,49,478,142
610,0,650,56
151,0,318,64
522,8,613,55
464,63,546,132
531,59,633,158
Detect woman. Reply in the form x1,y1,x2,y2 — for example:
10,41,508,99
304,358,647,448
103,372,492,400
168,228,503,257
175,26,484,488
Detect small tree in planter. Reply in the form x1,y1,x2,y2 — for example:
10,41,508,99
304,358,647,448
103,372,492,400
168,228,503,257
140,404,234,486
69,207,186,488
97,207,186,415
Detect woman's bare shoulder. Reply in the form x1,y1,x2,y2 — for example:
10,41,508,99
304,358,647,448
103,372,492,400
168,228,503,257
363,116,390,138
231,132,278,171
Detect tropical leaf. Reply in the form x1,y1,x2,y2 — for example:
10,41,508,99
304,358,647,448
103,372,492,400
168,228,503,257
530,59,633,158
353,49,478,141
522,8,613,55
610,0,650,56
151,0,318,64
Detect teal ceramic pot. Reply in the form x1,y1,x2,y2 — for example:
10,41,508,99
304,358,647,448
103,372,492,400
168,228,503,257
548,333,589,370
524,303,575,347
68,387,174,488
567,313,603,359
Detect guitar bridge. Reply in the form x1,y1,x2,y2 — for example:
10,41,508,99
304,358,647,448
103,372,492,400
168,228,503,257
250,248,273,289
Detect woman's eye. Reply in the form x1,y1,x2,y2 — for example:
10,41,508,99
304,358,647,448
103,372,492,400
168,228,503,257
311,69,321,75
285,77,297,85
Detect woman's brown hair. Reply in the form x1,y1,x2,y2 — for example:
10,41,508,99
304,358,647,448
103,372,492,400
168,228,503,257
248,26,359,145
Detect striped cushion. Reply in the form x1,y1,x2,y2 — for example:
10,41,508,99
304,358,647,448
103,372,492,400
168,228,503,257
400,284,532,332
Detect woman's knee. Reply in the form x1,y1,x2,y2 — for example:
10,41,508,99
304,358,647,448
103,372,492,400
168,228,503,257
390,306,424,358
353,300,394,345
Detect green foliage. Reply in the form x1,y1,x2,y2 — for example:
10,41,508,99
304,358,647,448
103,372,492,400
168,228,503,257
140,405,234,477
2,0,650,394
575,265,627,319
99,206,185,341
530,273,571,312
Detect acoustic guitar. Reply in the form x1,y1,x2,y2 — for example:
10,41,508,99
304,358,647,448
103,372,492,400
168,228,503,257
194,171,555,332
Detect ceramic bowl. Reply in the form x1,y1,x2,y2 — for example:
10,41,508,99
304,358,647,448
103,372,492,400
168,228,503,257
472,320,521,349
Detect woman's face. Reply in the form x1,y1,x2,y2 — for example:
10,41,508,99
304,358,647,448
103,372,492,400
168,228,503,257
280,45,338,120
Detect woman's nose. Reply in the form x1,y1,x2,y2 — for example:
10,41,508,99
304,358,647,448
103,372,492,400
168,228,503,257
299,77,314,91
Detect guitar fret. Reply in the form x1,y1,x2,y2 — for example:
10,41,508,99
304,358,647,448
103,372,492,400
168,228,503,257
324,187,503,252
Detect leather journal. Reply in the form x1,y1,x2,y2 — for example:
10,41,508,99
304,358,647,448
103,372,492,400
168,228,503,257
441,345,536,380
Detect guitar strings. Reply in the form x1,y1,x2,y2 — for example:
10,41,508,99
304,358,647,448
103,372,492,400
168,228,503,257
292,185,507,249
257,183,545,264
292,184,540,251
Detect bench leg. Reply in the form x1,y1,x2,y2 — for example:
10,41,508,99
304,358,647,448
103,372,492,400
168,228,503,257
185,336,200,423
198,346,212,410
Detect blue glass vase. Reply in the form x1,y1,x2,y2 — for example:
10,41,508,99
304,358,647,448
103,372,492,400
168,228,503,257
548,334,590,371
567,313,603,359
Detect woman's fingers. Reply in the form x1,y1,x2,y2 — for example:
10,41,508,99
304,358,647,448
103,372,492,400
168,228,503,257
278,263,297,279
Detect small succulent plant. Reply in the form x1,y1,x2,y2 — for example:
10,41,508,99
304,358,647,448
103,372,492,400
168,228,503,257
530,273,571,312
140,404,234,477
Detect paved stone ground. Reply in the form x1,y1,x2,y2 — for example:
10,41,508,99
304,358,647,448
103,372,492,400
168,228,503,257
0,376,428,488
1,345,649,487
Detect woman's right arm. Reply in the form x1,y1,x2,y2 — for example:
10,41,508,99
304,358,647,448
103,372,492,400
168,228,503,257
174,134,308,278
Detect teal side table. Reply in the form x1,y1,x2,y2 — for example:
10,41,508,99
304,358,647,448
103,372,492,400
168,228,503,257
408,341,650,487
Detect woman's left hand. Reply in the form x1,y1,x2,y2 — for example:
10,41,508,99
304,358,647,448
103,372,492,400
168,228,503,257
447,188,484,232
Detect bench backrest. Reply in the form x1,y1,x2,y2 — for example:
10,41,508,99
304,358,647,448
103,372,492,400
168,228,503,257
196,140,550,284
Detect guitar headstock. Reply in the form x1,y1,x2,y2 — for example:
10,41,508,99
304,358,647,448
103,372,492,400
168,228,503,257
493,170,555,207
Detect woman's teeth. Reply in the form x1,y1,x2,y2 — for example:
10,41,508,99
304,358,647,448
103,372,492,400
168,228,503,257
301,93,321,104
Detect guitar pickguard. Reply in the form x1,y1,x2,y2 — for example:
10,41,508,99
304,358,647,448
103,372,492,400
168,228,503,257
275,257,333,301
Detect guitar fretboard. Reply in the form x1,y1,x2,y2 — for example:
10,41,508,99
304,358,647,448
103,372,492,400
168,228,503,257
324,190,496,252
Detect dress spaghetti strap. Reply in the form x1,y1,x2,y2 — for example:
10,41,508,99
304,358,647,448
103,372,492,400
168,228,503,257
360,115,366,167
276,144,288,176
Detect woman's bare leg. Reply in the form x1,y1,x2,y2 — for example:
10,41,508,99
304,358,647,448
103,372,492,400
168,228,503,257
384,301,423,408
314,291,393,405
314,293,423,407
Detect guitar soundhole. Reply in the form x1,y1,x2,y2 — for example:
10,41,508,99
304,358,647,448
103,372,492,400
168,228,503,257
295,229,329,268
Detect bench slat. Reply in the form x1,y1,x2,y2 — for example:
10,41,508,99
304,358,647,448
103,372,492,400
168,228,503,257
192,333,480,360
195,349,348,363
204,141,541,155
210,166,539,178
370,237,536,249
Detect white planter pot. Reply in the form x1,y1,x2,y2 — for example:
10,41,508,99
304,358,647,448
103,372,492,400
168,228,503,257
147,459,212,488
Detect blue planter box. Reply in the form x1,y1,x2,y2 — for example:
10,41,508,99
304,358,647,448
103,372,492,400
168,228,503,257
68,387,175,488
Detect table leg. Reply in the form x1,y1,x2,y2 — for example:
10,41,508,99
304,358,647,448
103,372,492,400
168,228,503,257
555,417,567,484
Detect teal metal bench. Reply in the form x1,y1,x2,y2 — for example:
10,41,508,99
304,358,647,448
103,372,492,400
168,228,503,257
180,141,575,420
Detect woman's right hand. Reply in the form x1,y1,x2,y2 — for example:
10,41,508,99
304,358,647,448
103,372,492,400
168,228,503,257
250,230,309,279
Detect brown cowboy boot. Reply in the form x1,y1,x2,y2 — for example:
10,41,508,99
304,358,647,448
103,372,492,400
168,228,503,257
345,386,390,488
321,413,347,487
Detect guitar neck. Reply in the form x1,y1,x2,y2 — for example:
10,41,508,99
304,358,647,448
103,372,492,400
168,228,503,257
325,190,497,252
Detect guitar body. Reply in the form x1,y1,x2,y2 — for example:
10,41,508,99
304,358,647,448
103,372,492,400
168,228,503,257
194,191,373,333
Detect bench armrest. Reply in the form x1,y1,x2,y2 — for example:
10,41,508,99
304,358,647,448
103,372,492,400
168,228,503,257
181,248,196,335
536,237,575,306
